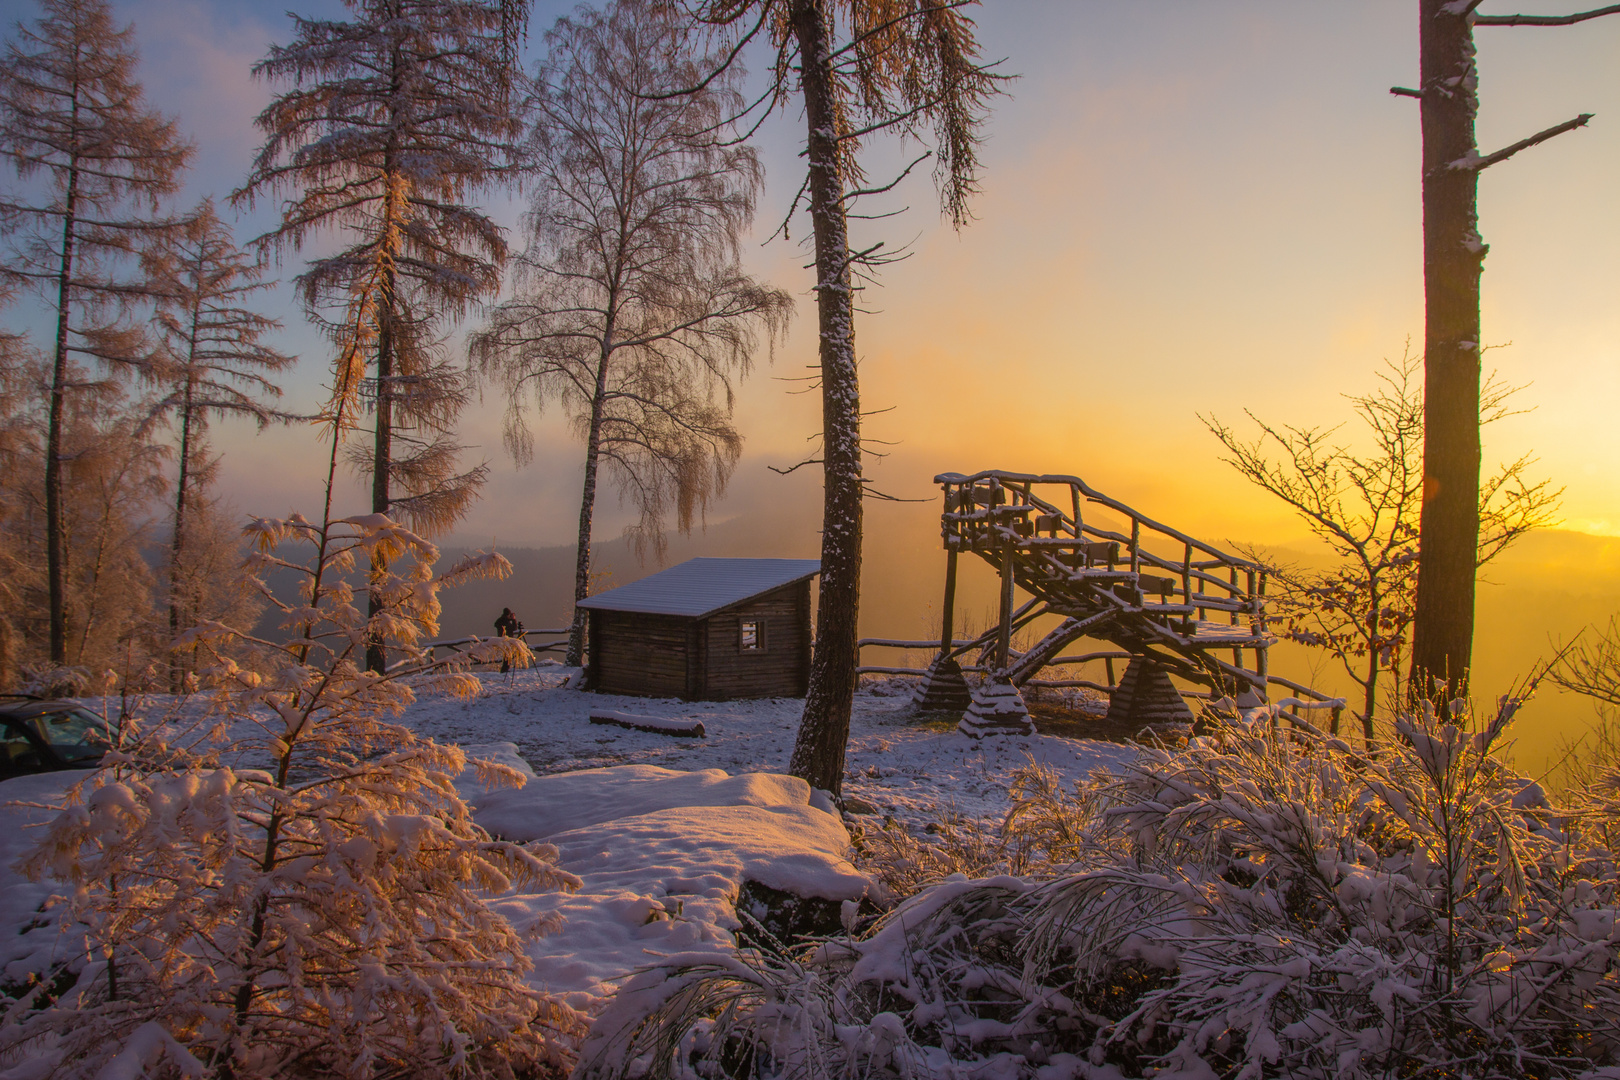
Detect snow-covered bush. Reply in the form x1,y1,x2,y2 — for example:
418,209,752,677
854,761,1109,898
0,509,584,1078
579,703,1620,1079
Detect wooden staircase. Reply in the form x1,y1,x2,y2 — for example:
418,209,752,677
915,470,1279,736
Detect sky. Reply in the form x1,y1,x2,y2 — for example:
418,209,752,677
2,0,1618,767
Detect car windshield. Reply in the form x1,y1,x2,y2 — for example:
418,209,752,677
26,709,110,763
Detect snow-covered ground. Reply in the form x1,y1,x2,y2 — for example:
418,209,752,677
417,665,1135,828
0,669,1134,1017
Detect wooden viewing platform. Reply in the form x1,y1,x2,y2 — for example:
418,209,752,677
909,469,1341,736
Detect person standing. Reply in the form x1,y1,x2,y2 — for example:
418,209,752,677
494,607,522,673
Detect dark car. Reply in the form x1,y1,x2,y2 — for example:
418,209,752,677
0,696,111,779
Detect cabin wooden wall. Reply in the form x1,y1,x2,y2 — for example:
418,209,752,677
586,579,812,700
697,580,811,700
588,610,692,698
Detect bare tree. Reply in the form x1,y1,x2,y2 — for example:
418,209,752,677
1397,1,1618,703
0,0,191,663
143,199,295,687
680,0,1002,796
235,0,528,671
1206,350,1560,741
472,0,791,668
1555,615,1620,712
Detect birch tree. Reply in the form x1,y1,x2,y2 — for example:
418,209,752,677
235,0,528,671
144,199,294,688
1397,1,1618,703
0,0,191,664
472,0,790,668
678,0,1000,795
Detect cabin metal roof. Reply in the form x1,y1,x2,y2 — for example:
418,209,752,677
576,557,821,619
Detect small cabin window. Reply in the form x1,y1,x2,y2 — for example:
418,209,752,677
740,619,764,651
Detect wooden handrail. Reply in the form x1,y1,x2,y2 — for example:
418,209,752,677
935,470,1260,568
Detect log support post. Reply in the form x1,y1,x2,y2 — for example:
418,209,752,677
997,540,1015,671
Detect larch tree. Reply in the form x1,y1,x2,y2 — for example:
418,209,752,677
4,321,580,1079
472,0,791,669
680,0,1000,795
0,353,166,679
0,0,191,664
235,0,528,672
143,199,295,689
0,334,38,687
1398,0,1618,703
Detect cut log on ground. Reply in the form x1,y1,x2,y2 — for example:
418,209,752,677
589,711,707,738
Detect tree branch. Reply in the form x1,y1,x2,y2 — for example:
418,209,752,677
768,457,823,476
633,6,771,100
1476,3,1620,25
1449,113,1592,171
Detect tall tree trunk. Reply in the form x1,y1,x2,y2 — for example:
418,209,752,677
46,149,80,666
568,336,615,669
367,41,404,675
1410,0,1483,705
366,272,395,675
169,373,196,692
787,0,863,798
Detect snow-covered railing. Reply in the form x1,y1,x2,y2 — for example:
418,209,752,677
856,637,1137,695
1263,673,1348,734
419,628,572,665
855,637,979,676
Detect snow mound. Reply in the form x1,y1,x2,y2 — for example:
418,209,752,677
464,758,828,841
470,761,870,1012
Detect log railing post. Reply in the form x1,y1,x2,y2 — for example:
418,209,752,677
1181,542,1194,635
998,540,1015,671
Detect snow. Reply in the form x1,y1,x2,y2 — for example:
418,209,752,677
575,557,820,618
0,772,81,986
418,667,1134,828
0,670,1133,1016
465,759,866,1009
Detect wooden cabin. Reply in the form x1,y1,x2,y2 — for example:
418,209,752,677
578,558,820,701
